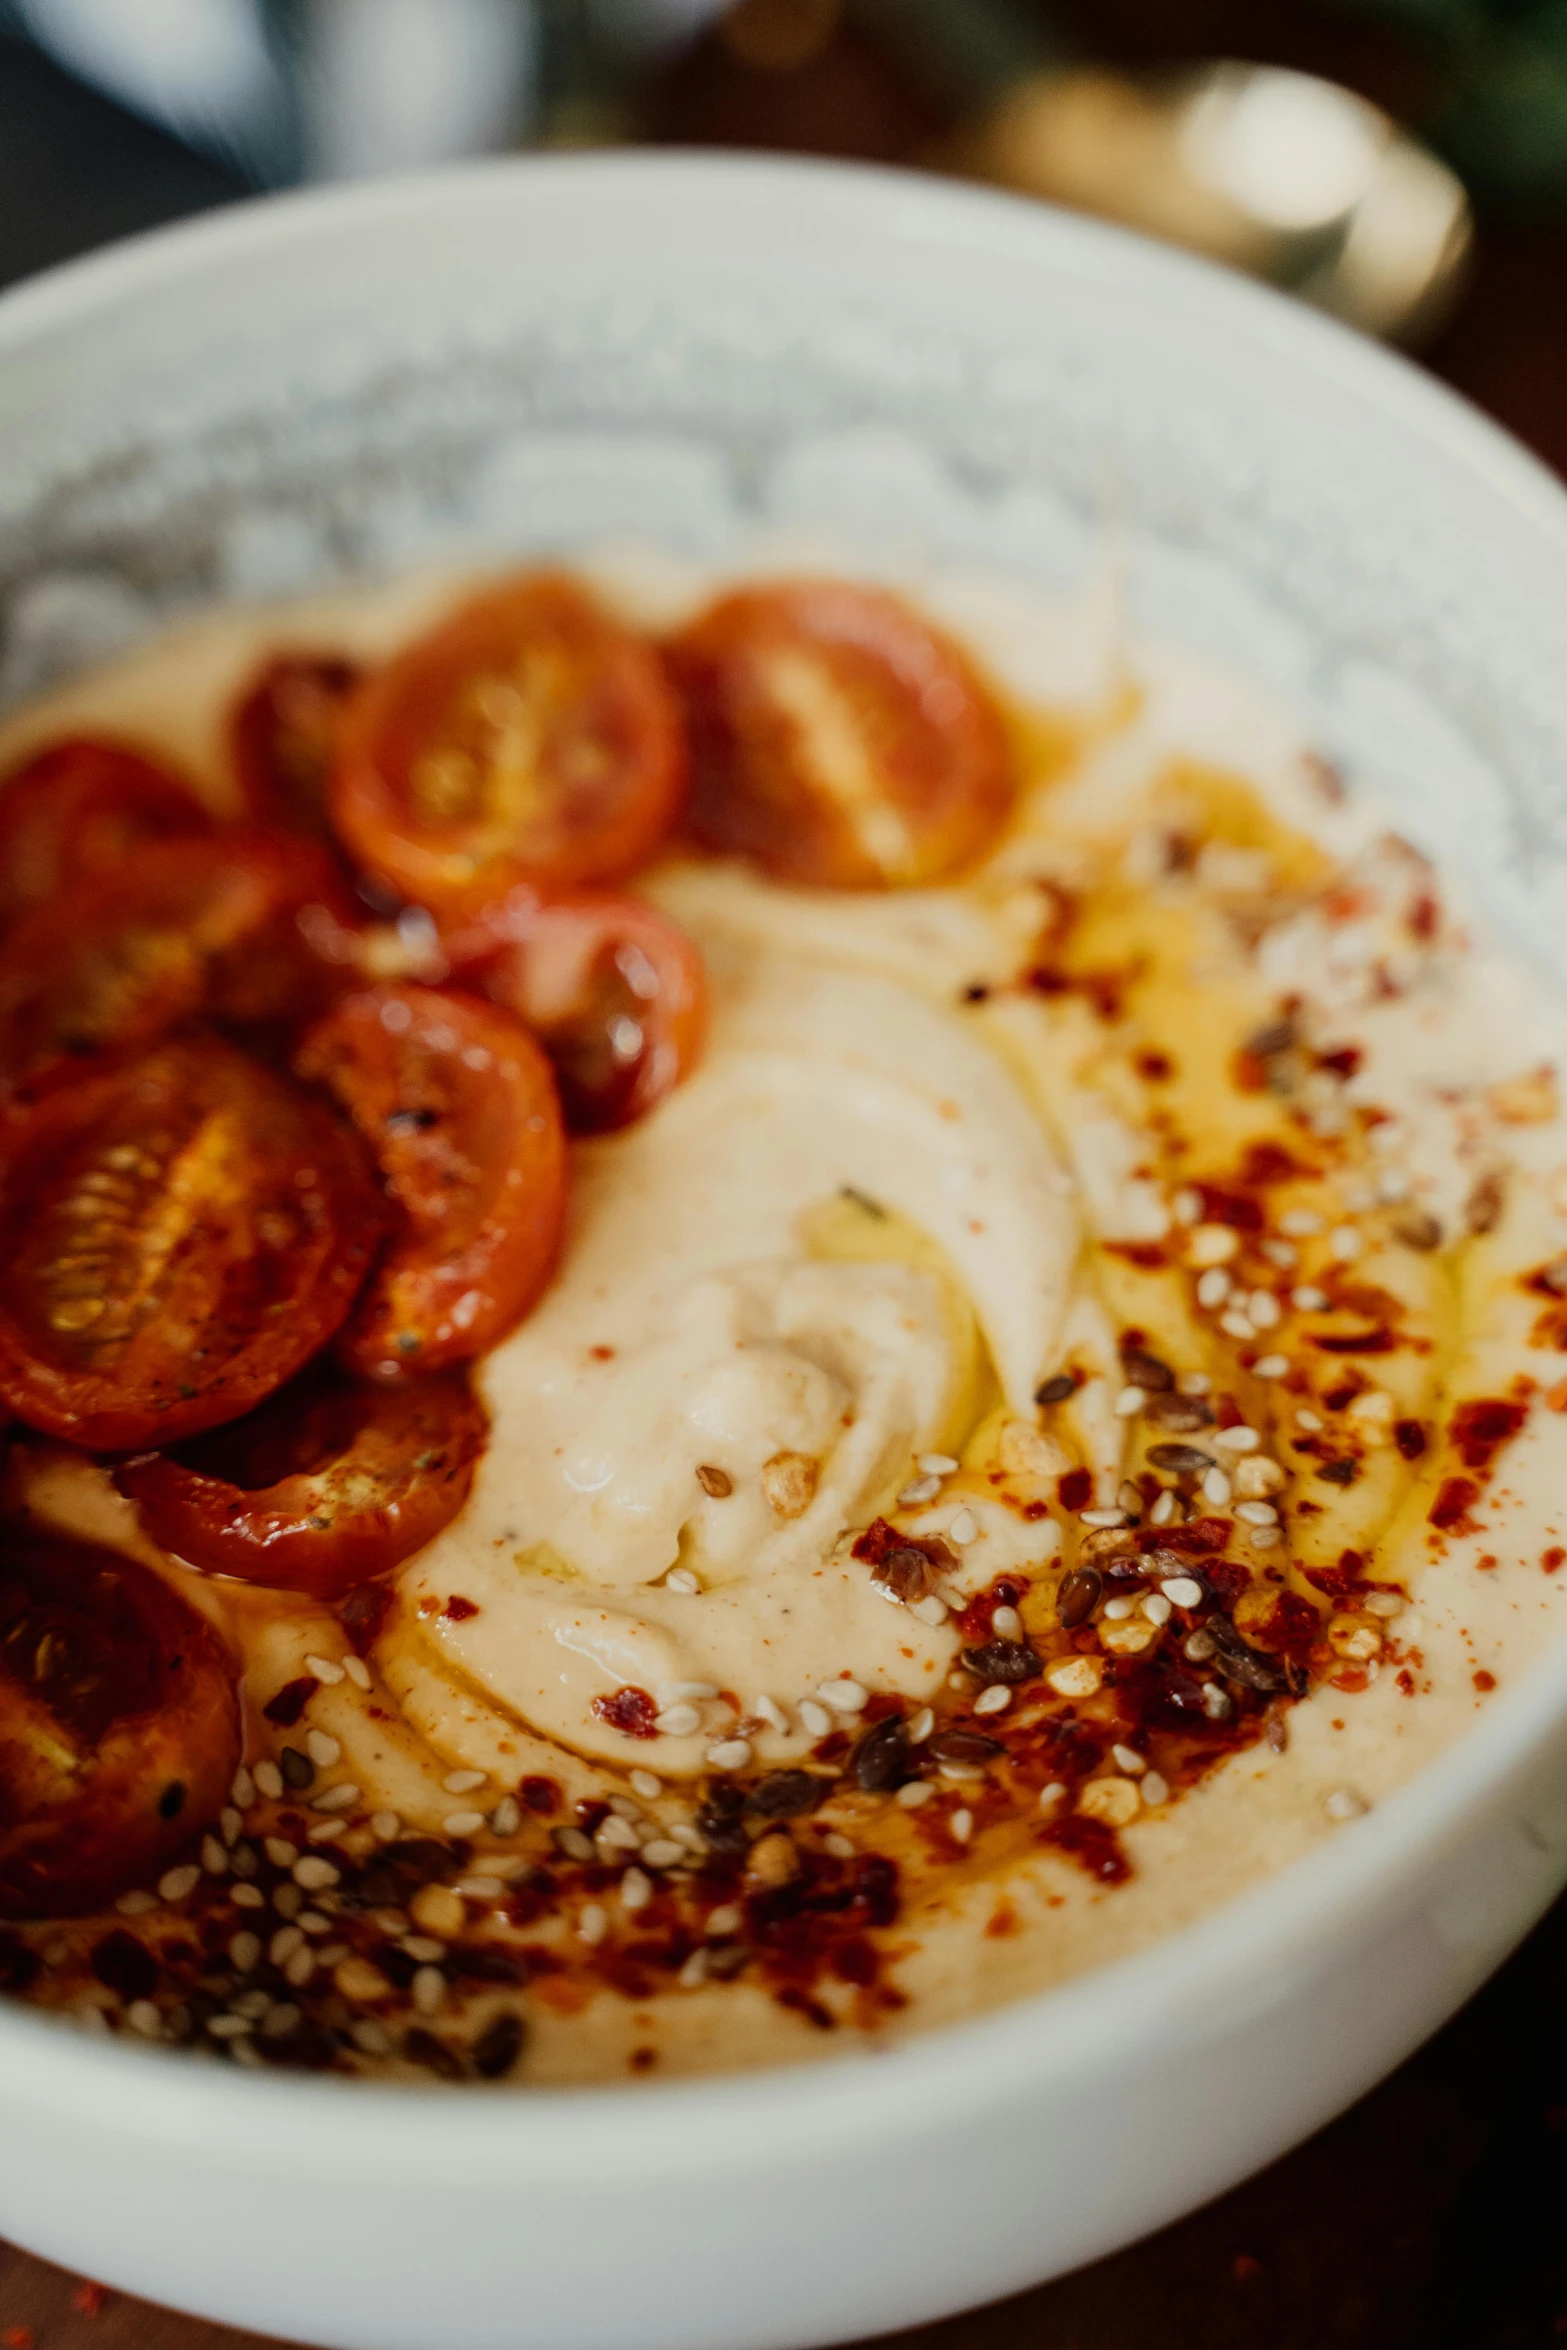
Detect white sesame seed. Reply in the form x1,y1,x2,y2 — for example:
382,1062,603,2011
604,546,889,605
823,1833,856,1858
489,1796,521,1836
654,1705,701,1737
1149,1488,1178,1526
1280,1208,1323,1236
1079,1507,1127,1529
230,1767,255,1810
799,1700,832,1738
817,1679,868,1714
1114,1384,1147,1417
1248,1525,1283,1549
1261,1238,1298,1268
1111,1744,1146,1774
442,1810,486,1836
304,1654,344,1686
265,1838,298,1869
207,2014,253,2041
896,1780,935,1808
293,1856,340,1891
1292,1285,1329,1312
1295,1407,1325,1431
947,1507,978,1545
1103,1595,1136,1620
442,1769,487,1794
752,1694,790,1735
673,1680,719,1700
991,1604,1023,1640
1329,1225,1362,1261
352,2020,393,2056
1365,1591,1405,1618
253,1761,283,1801
1173,1188,1203,1225
1160,1575,1204,1608
297,1910,331,1936
1201,1683,1232,1719
272,1884,303,1920
1201,1466,1232,1505
1324,1787,1369,1822
158,1865,199,1903
1254,1353,1289,1379
629,1769,662,1801
1177,1370,1213,1395
919,1453,958,1476
911,1594,950,1626
621,1868,653,1912
220,1807,242,1847
899,1475,941,1506
1189,1223,1239,1266
1247,1290,1280,1330
232,1884,265,1910
1213,1424,1260,1453
312,1783,360,1814
116,1889,158,1917
950,1809,974,1845
1046,1657,1102,1698
974,1685,1011,1715
307,1818,347,1844
1184,1629,1216,1661
1235,1500,1279,1525
306,1731,341,1769
283,1946,315,1990
641,1839,686,1869
126,2000,162,2039
1037,1780,1067,1809
705,1739,752,1771
597,1815,640,1852
458,1877,505,1900
1219,1310,1256,1341
577,1905,608,1946
400,1936,444,1963
1140,1593,1172,1626
370,1811,402,1841
1117,1480,1143,1516
412,1966,445,2016
1196,1268,1232,1309
908,1707,935,1744
342,1656,372,1691
1141,1771,1170,1806
665,1568,701,1596
706,1903,743,1938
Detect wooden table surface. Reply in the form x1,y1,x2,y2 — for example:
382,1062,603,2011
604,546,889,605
2,17,1566,2345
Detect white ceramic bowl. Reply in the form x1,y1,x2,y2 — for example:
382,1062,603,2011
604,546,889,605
1,153,1567,2350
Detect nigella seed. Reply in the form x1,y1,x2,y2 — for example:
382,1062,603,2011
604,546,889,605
1034,1373,1076,1406
471,2009,526,2080
157,1780,187,1820
851,1716,909,1794
1145,1443,1215,1474
960,1640,1044,1686
279,1747,315,1792
870,1544,935,1604
1119,1347,1174,1392
402,2026,465,2082
1056,1566,1102,1628
90,1930,158,2002
744,1770,823,1820
925,1728,1005,1766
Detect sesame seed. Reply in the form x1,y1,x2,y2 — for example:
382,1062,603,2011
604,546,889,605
596,1815,640,1851
1213,1424,1260,1453
911,1594,950,1626
578,1903,608,1945
284,1946,316,1990
1261,1238,1297,1268
1114,1384,1147,1417
1037,1780,1066,1810
1254,1353,1289,1379
1177,1370,1212,1395
1235,1500,1279,1525
228,1932,262,1974
293,1856,340,1891
402,1935,445,1963
817,1679,868,1714
1365,1592,1405,1618
799,1700,832,1738
896,1780,935,1808
974,1685,1011,1715
458,1876,505,1900
1248,1291,1281,1329
705,1739,752,1771
672,1681,719,1700
351,2019,392,2056
442,1810,486,1836
918,1453,959,1476
272,1884,303,1920
991,1604,1023,1640
201,1836,227,1873
1295,1407,1325,1431
823,1833,856,1859
220,1807,242,1846
950,1809,974,1845
899,1476,941,1506
654,1704,701,1737
1325,1787,1369,1822
948,1507,978,1545
1201,1683,1232,1719
678,1949,710,1989
1329,1225,1362,1261
412,1967,445,2016
253,1761,284,1801
1196,1268,1232,1309
1149,1489,1178,1526
232,1884,265,1910
706,1903,743,1937
207,2014,253,2041
1079,1507,1127,1529
1142,1771,1170,1806
230,1767,255,1810
1201,1466,1232,1505
665,1568,701,1596
1111,1744,1146,1774
126,2000,162,2039
157,1865,199,1903
1117,1480,1143,1516
1280,1208,1323,1236
908,1707,935,1743
752,1694,790,1734
489,1796,521,1836
641,1839,686,1869
370,1811,402,1841
266,1932,302,1974
116,1890,157,1917
1046,1656,1102,1698
621,1868,653,1912
1173,1188,1202,1224
342,1656,372,1691
1103,1595,1136,1620
442,1769,487,1795
312,1783,361,1813
1160,1575,1204,1607
265,1838,299,1869
1183,1629,1216,1662
630,1769,662,1800
1248,1525,1283,1548
306,1731,341,1768
1292,1285,1329,1311
1140,1593,1173,1627
1189,1223,1239,1267
304,1654,345,1685
1220,1310,1256,1341
308,1817,348,1844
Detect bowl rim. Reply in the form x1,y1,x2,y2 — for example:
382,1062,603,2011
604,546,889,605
1,145,1566,2174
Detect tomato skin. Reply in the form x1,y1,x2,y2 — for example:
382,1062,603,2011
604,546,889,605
666,579,1013,889
117,1370,486,1599
329,573,687,913
465,888,708,1135
230,653,361,840
0,832,362,1104
0,1035,389,1450
0,736,213,932
294,983,565,1380
0,1526,240,1920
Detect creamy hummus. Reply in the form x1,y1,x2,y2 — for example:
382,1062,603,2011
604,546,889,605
4,550,1567,2086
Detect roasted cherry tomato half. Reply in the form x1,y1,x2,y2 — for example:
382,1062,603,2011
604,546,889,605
329,574,687,913
0,735,213,933
666,579,1012,889
0,831,361,1101
471,890,707,1135
0,1035,389,1450
0,1525,240,1919
294,983,565,1380
117,1368,486,1599
230,652,361,839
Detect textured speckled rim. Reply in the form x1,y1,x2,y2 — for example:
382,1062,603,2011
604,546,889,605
0,149,1564,2182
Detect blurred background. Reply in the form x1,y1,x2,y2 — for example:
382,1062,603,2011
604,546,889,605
1,0,1565,472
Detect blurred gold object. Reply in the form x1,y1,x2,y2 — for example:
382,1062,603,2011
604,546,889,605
953,62,1473,345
